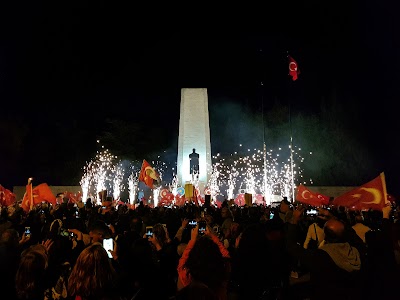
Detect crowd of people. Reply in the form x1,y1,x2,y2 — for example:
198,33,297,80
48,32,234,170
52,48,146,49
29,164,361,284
0,195,399,300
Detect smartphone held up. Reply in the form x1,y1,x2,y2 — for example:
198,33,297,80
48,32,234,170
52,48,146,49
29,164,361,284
145,226,153,238
103,238,114,259
198,220,206,236
25,226,31,237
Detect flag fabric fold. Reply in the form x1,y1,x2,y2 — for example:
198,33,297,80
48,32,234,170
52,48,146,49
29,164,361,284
64,191,82,204
332,172,387,210
0,185,16,207
22,182,56,212
288,55,300,81
139,159,160,189
296,184,330,206
22,181,33,212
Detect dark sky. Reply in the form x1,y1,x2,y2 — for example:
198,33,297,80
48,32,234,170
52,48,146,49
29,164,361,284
1,2,399,196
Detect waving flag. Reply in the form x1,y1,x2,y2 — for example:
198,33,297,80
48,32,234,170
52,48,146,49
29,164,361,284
22,181,56,212
296,184,330,206
0,185,16,206
288,55,300,81
22,179,33,212
332,172,387,210
64,191,82,204
139,159,160,189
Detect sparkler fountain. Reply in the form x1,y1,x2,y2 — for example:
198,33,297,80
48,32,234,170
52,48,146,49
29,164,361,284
128,171,138,206
79,142,310,206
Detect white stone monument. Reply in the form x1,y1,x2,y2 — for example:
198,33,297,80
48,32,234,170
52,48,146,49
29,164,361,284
177,88,212,193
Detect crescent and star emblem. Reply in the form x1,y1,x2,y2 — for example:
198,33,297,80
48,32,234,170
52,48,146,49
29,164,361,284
289,62,297,72
301,190,313,199
351,187,382,204
360,187,382,204
145,166,158,180
161,189,168,198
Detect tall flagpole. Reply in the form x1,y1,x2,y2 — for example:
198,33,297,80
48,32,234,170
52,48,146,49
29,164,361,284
287,51,298,202
259,47,268,206
289,104,295,202
262,80,268,206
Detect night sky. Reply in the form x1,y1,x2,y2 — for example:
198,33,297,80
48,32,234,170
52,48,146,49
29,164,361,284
1,2,399,197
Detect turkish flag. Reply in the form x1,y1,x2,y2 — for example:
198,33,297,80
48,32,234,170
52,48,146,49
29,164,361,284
22,183,33,212
288,55,300,81
32,183,57,205
0,185,16,207
332,172,387,211
139,159,160,189
296,184,330,206
64,191,82,204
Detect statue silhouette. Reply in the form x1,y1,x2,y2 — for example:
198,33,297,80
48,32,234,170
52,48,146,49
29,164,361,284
189,148,199,174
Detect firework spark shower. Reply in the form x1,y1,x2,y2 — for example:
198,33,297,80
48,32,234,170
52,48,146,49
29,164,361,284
80,143,311,205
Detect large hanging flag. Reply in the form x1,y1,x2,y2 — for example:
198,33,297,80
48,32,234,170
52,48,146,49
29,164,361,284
0,185,16,207
139,159,160,189
288,55,300,81
296,184,330,206
332,172,387,210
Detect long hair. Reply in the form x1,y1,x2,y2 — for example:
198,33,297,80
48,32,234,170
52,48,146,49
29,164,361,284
68,242,115,299
152,223,168,248
183,236,227,291
15,245,48,299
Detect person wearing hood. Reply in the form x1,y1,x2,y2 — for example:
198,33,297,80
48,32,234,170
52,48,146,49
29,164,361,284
286,207,362,300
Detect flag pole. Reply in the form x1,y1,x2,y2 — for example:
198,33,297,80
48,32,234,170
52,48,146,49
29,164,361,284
289,104,295,203
259,47,268,206
28,177,33,211
287,51,296,202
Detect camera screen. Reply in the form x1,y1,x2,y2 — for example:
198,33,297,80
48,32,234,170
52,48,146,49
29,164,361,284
25,227,31,236
198,221,206,235
103,238,113,258
145,226,153,237
188,220,197,226
60,228,70,237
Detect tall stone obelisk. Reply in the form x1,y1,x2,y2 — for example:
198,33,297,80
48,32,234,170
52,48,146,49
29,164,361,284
177,88,212,193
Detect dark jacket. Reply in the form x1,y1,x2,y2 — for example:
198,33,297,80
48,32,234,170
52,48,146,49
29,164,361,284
286,223,362,300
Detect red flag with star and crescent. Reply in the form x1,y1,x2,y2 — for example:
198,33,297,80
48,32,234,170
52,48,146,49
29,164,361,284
332,172,387,211
22,183,56,212
139,159,160,189
288,55,300,81
296,184,330,207
21,182,33,212
0,185,16,207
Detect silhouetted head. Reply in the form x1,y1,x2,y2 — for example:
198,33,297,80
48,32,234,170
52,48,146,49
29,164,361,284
324,219,346,243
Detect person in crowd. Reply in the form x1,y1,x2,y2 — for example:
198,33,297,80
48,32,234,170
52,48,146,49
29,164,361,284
220,206,234,244
0,229,30,299
148,223,179,297
15,240,69,300
278,197,293,224
303,214,326,249
174,218,191,257
120,236,170,300
286,206,363,300
177,223,230,300
67,242,119,300
363,205,399,300
229,222,289,300
351,213,371,244
174,280,218,300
